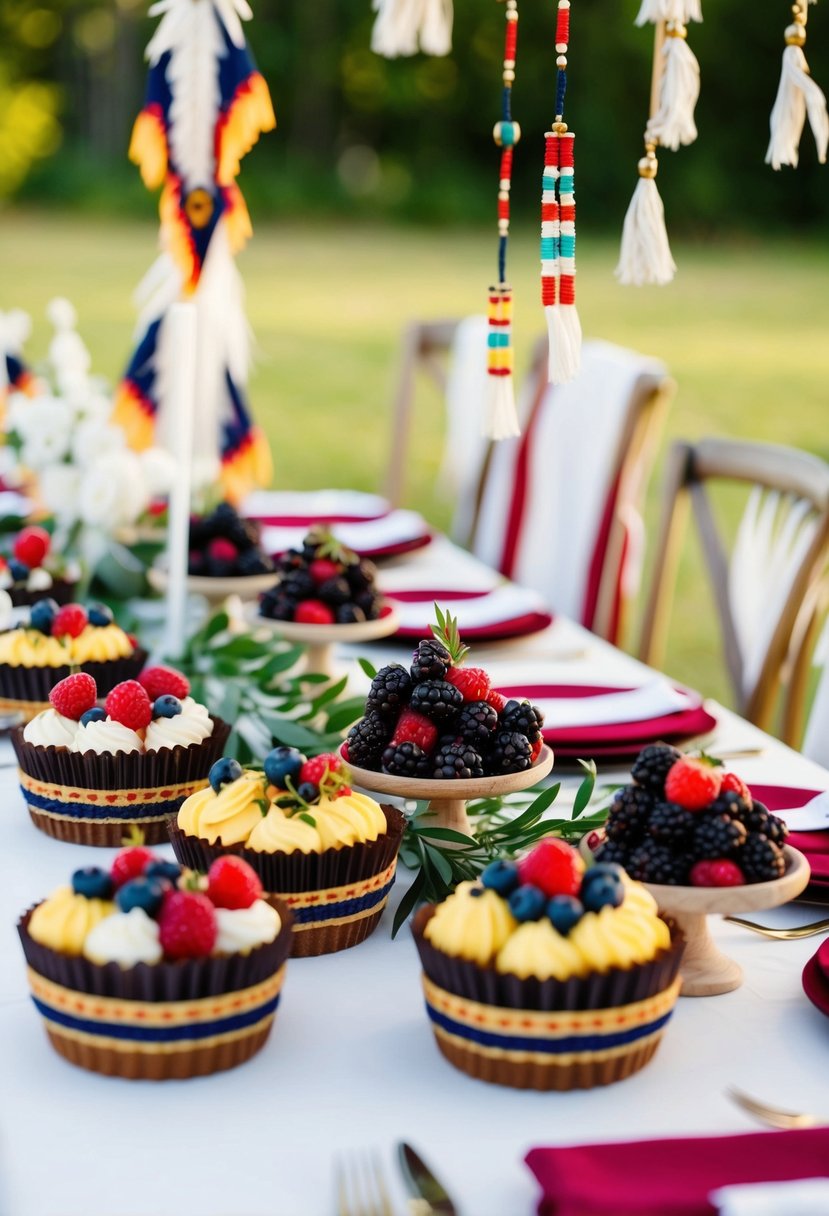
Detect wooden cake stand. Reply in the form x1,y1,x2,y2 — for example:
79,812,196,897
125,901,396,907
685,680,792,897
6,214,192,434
252,607,400,678
148,566,278,606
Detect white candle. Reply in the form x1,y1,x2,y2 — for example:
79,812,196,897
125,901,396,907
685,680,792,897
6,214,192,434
164,302,198,658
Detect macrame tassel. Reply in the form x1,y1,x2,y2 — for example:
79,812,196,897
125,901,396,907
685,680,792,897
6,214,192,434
646,22,700,150
766,30,829,170
635,0,702,26
485,286,519,440
371,0,452,59
615,151,676,286
550,131,581,383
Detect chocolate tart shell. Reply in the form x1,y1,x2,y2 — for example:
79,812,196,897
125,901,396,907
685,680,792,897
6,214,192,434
0,646,148,720
9,579,78,609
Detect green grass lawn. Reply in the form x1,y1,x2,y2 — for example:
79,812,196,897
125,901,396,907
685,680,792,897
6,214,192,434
3,211,828,713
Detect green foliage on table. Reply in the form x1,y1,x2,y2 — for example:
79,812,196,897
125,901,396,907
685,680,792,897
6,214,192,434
392,760,609,937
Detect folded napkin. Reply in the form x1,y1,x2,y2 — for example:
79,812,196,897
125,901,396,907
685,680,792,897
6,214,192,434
525,1129,829,1216
749,785,829,890
243,488,389,525
390,584,552,638
711,1179,829,1216
516,679,691,733
259,509,432,558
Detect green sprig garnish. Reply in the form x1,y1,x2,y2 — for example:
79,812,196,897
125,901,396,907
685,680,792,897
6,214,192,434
430,603,469,666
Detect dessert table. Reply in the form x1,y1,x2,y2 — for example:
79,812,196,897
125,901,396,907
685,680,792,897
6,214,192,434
1,538,828,1216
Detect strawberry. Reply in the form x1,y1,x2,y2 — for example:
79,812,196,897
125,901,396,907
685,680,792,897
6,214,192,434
486,688,508,714
446,665,491,702
49,672,97,720
207,856,263,910
14,525,50,569
391,708,438,754
720,771,752,805
309,557,342,585
158,890,217,959
518,838,584,898
111,845,156,889
690,859,745,887
139,665,191,701
51,603,88,639
295,599,335,625
105,680,152,731
299,753,343,785
664,756,722,811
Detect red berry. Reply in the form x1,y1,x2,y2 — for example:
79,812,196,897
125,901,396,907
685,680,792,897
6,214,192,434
208,537,238,563
51,603,88,639
207,856,263,910
391,708,439,754
294,599,335,625
49,672,97,720
530,737,543,762
720,771,752,805
158,890,217,959
139,665,191,701
308,558,342,585
446,665,491,702
486,689,508,714
690,859,745,887
299,752,343,785
664,756,723,811
518,838,584,898
111,846,156,889
105,680,152,731
14,525,50,569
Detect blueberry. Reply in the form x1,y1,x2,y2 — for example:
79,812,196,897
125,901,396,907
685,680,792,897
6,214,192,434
547,894,584,935
297,781,319,803
209,757,244,793
30,597,59,635
72,866,114,900
581,873,625,913
88,603,114,627
115,876,165,917
145,859,182,884
481,859,520,896
583,862,626,886
80,707,106,727
153,695,183,719
508,884,547,922
263,745,305,787
8,558,29,582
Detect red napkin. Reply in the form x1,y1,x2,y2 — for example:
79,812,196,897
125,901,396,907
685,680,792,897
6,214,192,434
525,1129,829,1216
749,785,829,891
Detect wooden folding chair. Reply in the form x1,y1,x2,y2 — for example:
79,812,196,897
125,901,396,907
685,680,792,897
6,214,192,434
639,438,829,741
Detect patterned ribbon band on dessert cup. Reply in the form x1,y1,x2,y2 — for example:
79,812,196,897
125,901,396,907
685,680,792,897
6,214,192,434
18,769,211,848
421,974,682,1090
26,965,286,1081
274,860,398,957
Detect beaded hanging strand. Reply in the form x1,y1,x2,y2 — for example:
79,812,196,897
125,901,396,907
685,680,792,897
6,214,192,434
541,0,581,384
486,0,521,440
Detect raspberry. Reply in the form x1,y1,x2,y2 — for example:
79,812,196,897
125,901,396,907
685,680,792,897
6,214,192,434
111,846,156,889
49,672,97,721
51,603,88,639
486,689,508,714
308,558,342,585
518,838,584,898
105,680,152,731
690,859,745,887
207,856,263,910
530,737,543,762
158,890,217,959
446,665,491,702
294,599,335,625
299,753,343,785
14,525,50,569
207,537,238,563
139,665,191,701
391,708,439,754
664,756,722,810
720,771,752,804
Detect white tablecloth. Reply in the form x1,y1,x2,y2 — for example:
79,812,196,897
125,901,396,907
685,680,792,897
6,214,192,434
2,546,829,1216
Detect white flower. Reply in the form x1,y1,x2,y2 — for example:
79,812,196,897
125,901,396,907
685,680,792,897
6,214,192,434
139,447,177,497
79,451,150,530
71,421,125,468
75,391,113,425
6,391,37,436
13,394,73,443
39,464,82,525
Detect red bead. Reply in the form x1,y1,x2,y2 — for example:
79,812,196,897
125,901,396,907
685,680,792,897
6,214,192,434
556,10,570,47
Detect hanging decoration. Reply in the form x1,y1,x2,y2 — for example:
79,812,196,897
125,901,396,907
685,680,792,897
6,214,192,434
540,0,581,384
767,0,828,171
371,0,453,58
0,310,34,415
114,0,275,503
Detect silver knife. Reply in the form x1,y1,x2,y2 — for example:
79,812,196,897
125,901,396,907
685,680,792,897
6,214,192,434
398,1142,458,1216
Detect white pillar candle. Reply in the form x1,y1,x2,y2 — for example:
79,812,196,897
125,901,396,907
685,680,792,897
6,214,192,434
164,302,197,659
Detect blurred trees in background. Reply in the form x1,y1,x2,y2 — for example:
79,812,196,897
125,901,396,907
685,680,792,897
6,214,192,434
3,0,828,232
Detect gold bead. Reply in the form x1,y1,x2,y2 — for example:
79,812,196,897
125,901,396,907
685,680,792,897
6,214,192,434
638,154,658,180
785,22,807,46
666,21,687,39
552,121,568,135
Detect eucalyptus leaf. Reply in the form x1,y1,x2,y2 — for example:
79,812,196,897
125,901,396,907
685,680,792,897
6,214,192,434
572,760,597,818
358,657,378,680
392,868,426,939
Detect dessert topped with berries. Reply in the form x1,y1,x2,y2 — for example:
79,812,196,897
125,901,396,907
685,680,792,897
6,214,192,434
0,597,137,668
0,525,80,606
345,608,545,780
187,500,275,578
259,528,383,626
593,744,790,887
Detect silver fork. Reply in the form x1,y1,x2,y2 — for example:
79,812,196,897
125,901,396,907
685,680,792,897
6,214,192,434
335,1152,395,1216
726,1087,820,1129
724,914,829,940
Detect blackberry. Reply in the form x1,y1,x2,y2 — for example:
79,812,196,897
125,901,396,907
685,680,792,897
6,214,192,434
366,665,412,720
710,791,752,823
208,502,258,551
627,839,689,885
631,743,682,795
345,712,391,769
736,799,787,843
280,569,316,601
346,559,377,593
410,679,463,725
188,551,207,576
355,589,381,618
259,589,296,621
500,699,544,743
740,834,786,883
237,549,274,576
381,740,431,778
604,785,655,843
456,700,499,745
432,739,485,779
593,839,632,868
692,813,747,860
486,730,532,775
317,576,351,607
276,548,305,574
335,603,366,624
764,813,789,848
647,801,696,846
410,638,452,681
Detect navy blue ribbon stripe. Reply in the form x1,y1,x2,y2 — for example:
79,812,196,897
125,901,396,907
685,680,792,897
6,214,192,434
33,993,280,1044
23,786,187,821
426,1004,674,1056
291,876,395,925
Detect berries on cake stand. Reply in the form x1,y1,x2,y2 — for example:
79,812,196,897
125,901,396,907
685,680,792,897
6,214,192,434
148,501,277,604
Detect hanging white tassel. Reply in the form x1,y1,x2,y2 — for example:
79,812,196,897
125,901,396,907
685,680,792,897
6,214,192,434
371,0,452,59
646,22,700,151
485,376,520,441
615,152,676,286
766,28,829,170
546,303,582,384
635,0,702,27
